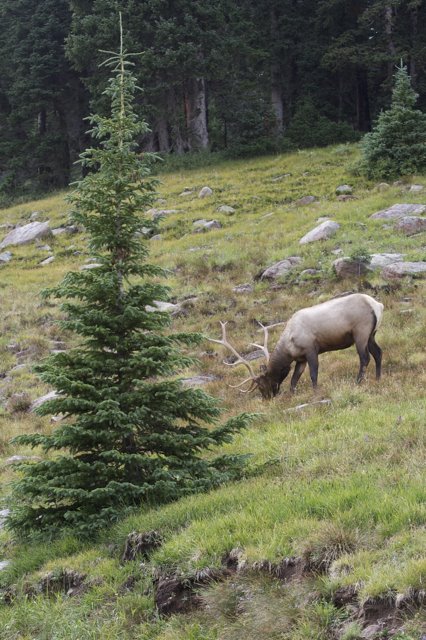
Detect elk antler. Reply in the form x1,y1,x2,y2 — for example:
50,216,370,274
207,321,256,378
249,321,286,365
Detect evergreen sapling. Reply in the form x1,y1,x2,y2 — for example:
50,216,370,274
8,20,252,538
361,64,426,179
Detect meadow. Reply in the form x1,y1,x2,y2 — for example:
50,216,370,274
0,144,425,639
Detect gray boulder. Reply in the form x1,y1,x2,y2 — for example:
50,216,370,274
409,184,424,192
370,203,426,219
294,195,316,206
299,220,340,244
217,205,235,215
375,182,390,191
396,216,426,236
40,256,55,266
382,261,426,279
198,186,213,198
368,253,404,270
0,221,51,249
259,256,302,280
335,184,352,195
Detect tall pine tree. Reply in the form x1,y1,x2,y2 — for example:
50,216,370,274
8,17,251,538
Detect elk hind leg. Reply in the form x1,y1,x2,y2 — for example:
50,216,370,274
355,339,370,383
368,333,382,380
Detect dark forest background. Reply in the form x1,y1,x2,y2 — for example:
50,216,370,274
0,0,425,197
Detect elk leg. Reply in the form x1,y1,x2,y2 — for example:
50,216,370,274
306,353,319,389
290,361,307,393
368,334,382,380
355,341,370,383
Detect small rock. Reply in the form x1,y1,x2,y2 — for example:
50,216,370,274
334,257,369,278
331,248,343,255
259,256,302,280
146,300,181,314
316,216,330,223
217,205,235,215
0,251,12,264
150,209,179,221
294,195,316,206
39,256,55,266
0,509,10,529
80,263,102,270
233,283,254,294
0,561,10,571
193,219,221,232
51,225,80,236
375,182,390,191
335,184,352,195
198,186,213,198
30,211,40,220
409,184,424,192
0,221,51,249
38,244,52,251
396,216,426,236
382,261,426,279
299,220,340,244
150,234,162,241
179,189,194,197
370,203,426,219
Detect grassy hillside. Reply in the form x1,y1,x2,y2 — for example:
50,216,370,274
0,144,425,639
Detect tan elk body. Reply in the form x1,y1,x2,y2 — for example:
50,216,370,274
209,293,384,399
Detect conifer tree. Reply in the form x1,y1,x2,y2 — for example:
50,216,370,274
361,64,426,178
9,17,251,538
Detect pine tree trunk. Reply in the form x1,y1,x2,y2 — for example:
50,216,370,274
184,77,209,150
38,108,47,135
168,87,186,154
385,5,396,82
271,68,284,135
356,67,371,131
156,116,170,152
410,5,418,87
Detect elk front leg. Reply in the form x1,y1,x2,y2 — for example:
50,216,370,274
290,361,307,393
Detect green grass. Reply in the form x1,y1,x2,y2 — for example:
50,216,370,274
0,144,425,639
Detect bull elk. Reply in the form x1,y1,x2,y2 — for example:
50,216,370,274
208,293,384,399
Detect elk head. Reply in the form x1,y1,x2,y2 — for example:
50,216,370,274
207,321,285,399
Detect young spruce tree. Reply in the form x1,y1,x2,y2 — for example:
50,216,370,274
9,19,251,537
361,64,426,179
